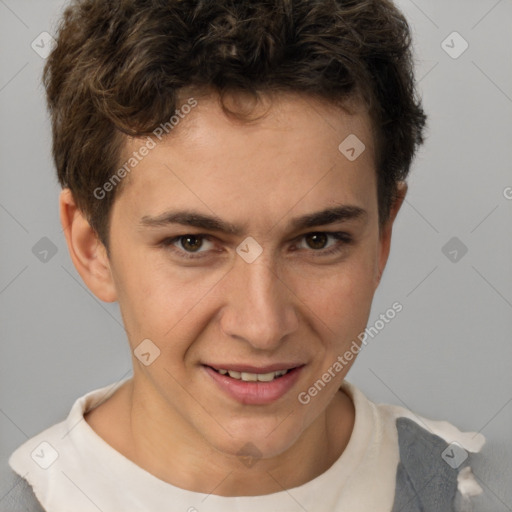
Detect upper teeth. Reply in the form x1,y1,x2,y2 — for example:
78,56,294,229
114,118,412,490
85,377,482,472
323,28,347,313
217,369,288,382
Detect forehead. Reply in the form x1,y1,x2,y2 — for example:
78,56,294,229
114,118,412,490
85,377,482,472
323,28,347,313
114,92,377,225
151,91,373,156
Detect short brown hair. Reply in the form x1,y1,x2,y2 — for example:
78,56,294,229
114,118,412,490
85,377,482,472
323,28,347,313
44,0,427,245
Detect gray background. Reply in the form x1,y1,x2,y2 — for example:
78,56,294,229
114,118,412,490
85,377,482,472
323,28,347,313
1,0,511,509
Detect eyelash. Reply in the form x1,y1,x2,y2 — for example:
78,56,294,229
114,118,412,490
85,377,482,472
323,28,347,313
160,232,353,260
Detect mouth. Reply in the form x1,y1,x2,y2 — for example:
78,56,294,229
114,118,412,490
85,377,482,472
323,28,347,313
208,366,292,382
203,363,305,405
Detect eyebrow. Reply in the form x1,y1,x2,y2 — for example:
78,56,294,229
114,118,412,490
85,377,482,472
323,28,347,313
139,205,367,235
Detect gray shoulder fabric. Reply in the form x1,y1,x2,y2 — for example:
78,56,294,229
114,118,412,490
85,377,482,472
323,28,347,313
0,468,45,512
461,442,512,511
391,417,473,512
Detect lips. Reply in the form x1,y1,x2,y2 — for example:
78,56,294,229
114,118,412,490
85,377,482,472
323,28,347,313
203,363,305,405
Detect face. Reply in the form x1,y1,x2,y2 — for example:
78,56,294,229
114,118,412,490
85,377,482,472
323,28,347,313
102,92,392,459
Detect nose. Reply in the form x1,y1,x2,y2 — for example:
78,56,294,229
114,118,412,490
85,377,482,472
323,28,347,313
219,254,299,351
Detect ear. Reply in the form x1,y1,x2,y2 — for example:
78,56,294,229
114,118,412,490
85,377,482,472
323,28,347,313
59,188,117,302
375,181,408,288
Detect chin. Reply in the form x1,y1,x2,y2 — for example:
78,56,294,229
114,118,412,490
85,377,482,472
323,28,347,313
204,414,305,462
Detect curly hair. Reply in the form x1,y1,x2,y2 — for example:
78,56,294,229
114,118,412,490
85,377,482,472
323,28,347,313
44,0,427,245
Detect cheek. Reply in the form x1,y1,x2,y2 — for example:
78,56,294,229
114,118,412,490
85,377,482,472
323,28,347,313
107,251,170,344
111,254,227,348
291,248,378,338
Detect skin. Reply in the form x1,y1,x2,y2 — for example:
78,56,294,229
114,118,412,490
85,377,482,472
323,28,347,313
60,91,406,496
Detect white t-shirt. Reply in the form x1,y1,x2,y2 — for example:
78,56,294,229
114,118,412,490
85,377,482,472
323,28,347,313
9,379,485,512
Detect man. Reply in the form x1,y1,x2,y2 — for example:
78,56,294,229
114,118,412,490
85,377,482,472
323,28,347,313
5,0,486,510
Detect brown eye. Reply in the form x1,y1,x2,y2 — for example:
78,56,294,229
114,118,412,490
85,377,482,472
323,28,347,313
179,235,204,252
294,231,353,257
161,234,217,260
304,232,328,250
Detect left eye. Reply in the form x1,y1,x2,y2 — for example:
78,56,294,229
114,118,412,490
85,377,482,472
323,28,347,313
296,232,345,251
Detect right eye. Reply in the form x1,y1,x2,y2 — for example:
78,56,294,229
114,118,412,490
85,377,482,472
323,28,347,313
160,234,217,259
